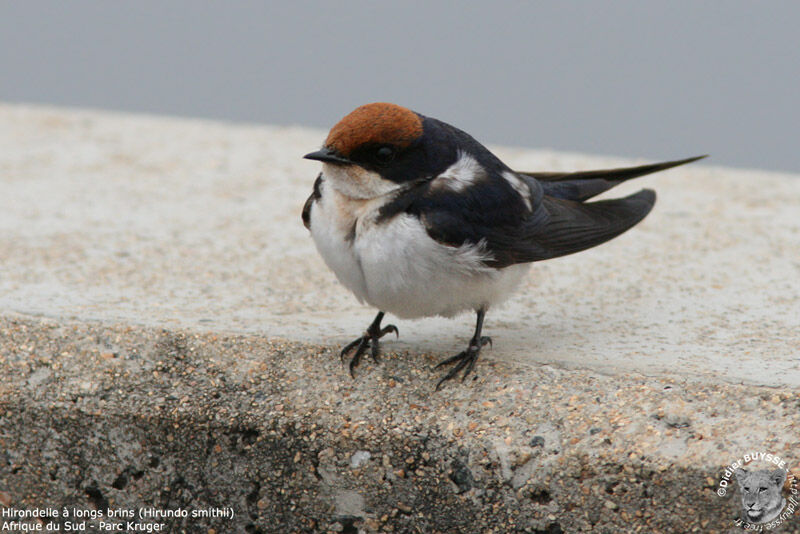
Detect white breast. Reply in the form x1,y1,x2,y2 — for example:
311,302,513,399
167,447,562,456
310,177,530,319
356,214,529,318
308,178,371,303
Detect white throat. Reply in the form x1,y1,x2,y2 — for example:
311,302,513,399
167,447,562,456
322,162,402,199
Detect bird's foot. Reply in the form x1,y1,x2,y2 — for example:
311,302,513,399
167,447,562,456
341,313,398,377
434,336,491,390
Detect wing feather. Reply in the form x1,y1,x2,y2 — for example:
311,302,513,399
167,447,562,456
383,157,701,269
521,155,705,201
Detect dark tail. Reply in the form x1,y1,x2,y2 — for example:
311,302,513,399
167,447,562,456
521,155,707,202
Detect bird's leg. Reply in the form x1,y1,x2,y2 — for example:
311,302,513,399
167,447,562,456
435,308,491,390
340,311,398,377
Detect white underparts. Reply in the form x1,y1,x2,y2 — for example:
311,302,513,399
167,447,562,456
309,177,530,319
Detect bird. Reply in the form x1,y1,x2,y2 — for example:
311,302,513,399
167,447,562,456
302,102,704,389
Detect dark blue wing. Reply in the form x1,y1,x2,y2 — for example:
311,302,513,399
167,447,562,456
382,162,684,268
378,156,703,268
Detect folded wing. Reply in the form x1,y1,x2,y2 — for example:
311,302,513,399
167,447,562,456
413,156,703,268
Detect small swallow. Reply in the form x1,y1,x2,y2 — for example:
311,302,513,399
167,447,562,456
303,103,704,389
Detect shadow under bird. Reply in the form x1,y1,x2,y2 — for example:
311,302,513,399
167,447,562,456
302,102,705,389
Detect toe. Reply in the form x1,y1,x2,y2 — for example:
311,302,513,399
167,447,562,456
340,339,360,362
434,350,467,369
347,338,370,378
460,354,479,382
370,339,381,363
436,356,470,390
380,324,399,338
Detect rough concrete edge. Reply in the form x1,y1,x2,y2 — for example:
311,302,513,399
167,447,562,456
2,313,799,533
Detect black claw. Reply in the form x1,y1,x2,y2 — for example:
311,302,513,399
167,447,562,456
381,325,399,338
435,347,481,390
370,337,381,363
340,312,398,378
434,352,462,369
343,336,370,377
461,354,478,381
340,338,363,362
434,309,490,390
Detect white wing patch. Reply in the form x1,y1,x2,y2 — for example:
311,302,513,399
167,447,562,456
502,170,532,211
431,151,486,192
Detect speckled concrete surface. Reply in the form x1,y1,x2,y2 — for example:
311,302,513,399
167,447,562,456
0,104,798,388
1,104,799,532
1,315,799,533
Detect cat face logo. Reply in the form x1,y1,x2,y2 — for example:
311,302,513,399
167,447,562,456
715,452,798,530
734,468,787,524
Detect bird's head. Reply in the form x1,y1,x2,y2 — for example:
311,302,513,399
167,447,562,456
304,103,461,199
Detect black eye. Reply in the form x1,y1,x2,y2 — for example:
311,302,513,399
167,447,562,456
374,146,395,164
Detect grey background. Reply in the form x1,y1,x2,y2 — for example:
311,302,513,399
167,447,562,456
1,1,798,173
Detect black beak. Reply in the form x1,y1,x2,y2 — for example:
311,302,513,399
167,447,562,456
303,147,351,164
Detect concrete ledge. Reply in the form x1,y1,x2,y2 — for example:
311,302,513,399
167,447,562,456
3,314,799,533
1,104,799,532
1,104,798,387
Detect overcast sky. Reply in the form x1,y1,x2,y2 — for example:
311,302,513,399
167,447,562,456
2,1,799,173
